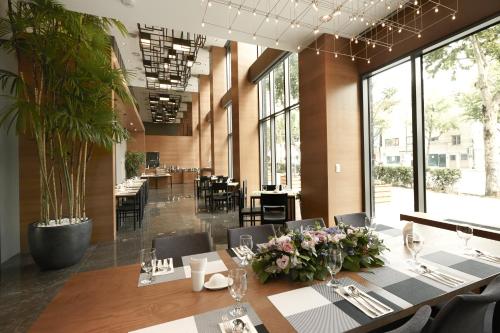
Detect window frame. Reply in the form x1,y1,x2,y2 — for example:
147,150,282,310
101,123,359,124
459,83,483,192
258,54,300,189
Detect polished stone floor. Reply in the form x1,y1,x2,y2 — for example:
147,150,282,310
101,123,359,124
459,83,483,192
0,184,239,332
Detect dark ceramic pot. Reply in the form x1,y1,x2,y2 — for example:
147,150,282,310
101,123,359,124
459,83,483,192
28,219,92,270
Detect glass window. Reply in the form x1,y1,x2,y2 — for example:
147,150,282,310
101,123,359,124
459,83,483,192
423,23,500,228
261,120,272,185
275,113,287,187
227,104,233,178
363,22,500,231
260,75,271,118
367,61,413,224
289,53,299,106
273,63,285,112
290,107,301,190
258,54,300,189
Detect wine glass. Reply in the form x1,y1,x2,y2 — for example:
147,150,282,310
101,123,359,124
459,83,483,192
326,248,344,288
456,225,474,254
228,268,248,317
140,248,157,285
406,233,424,265
364,215,377,232
239,235,253,267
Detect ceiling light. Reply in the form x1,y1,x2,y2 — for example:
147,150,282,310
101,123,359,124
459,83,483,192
139,32,151,45
416,9,420,14
252,34,256,40
186,55,195,67
398,28,402,33
389,47,392,52
159,80,171,89
297,45,301,50
335,34,339,39
275,40,279,46
434,6,439,13
170,75,181,83
316,49,320,55
418,33,422,38
253,10,256,16
228,28,232,34
237,8,241,15
372,43,376,48
452,14,456,20
159,94,169,101
312,0,318,11
168,49,177,59
334,53,338,58
351,56,355,61
201,22,205,27
172,38,191,52
149,96,159,103
320,15,332,23
146,72,158,80
354,39,358,44
414,0,418,4
367,59,371,64
208,1,212,7
266,15,269,22
314,27,319,34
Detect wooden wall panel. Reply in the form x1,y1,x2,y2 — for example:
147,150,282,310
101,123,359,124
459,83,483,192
18,137,116,252
231,42,260,193
210,46,228,175
145,135,198,168
127,131,146,153
298,39,330,224
199,75,212,170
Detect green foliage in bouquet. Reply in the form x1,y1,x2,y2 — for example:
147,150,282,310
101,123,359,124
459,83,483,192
251,223,388,283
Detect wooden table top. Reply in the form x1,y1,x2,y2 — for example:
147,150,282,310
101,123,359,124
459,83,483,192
30,224,500,333
250,190,299,198
141,174,172,178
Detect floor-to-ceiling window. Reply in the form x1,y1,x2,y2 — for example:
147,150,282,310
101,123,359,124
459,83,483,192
365,61,414,224
258,53,301,189
227,103,233,179
363,21,500,229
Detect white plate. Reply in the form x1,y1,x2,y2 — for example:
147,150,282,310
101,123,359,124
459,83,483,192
204,278,232,290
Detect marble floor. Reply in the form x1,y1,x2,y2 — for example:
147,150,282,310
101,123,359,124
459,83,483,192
0,184,239,332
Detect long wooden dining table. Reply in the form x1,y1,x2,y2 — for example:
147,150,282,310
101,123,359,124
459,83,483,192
30,223,500,333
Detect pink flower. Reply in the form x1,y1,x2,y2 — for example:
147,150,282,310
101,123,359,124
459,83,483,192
281,241,294,253
276,255,290,270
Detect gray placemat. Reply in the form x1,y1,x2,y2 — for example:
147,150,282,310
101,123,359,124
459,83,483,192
422,250,500,278
194,303,263,333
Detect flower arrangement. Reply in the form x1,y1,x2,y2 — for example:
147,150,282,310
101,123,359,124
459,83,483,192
251,223,388,283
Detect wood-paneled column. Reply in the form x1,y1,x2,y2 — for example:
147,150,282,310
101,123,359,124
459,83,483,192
230,42,259,193
198,75,212,170
299,34,362,226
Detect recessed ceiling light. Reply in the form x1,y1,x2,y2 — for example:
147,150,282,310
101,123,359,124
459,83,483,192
320,15,332,23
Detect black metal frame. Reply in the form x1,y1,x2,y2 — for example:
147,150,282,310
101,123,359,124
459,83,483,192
148,92,182,124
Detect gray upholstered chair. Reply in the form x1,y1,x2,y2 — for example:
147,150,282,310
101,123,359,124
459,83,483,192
385,305,431,333
334,212,367,228
152,232,211,267
426,274,500,333
227,225,276,250
285,218,326,232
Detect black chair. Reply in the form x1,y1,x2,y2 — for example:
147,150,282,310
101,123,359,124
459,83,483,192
285,218,326,232
198,176,211,199
210,182,230,211
260,193,288,225
116,193,141,231
227,225,276,250
238,180,260,227
334,212,367,227
261,184,277,191
152,232,211,267
425,274,500,333
385,305,431,333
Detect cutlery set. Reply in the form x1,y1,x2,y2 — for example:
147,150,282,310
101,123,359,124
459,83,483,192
153,258,174,276
220,314,256,333
232,246,254,260
473,249,500,264
417,264,465,288
337,285,394,318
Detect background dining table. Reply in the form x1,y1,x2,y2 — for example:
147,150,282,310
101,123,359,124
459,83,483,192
29,223,500,333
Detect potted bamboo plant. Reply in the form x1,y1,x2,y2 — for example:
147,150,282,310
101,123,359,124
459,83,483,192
0,0,132,269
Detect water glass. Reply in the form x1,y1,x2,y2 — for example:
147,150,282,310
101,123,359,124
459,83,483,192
456,225,473,254
239,234,253,267
140,248,157,285
228,268,248,317
326,248,344,288
406,233,424,265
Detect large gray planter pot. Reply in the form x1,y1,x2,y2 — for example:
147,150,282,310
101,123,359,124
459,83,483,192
28,219,92,270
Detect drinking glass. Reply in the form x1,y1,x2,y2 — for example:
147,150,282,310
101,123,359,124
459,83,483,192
239,235,253,267
228,268,248,317
406,233,424,265
140,248,157,285
364,216,377,232
326,248,344,288
456,225,474,254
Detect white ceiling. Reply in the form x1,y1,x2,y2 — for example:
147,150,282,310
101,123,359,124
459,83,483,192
58,0,415,116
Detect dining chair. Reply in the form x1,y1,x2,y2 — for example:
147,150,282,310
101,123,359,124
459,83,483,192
261,184,277,191
152,232,211,267
425,274,500,333
260,193,288,225
285,218,326,232
385,305,432,333
334,212,367,227
198,176,211,199
238,180,260,227
210,182,230,211
227,225,276,250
